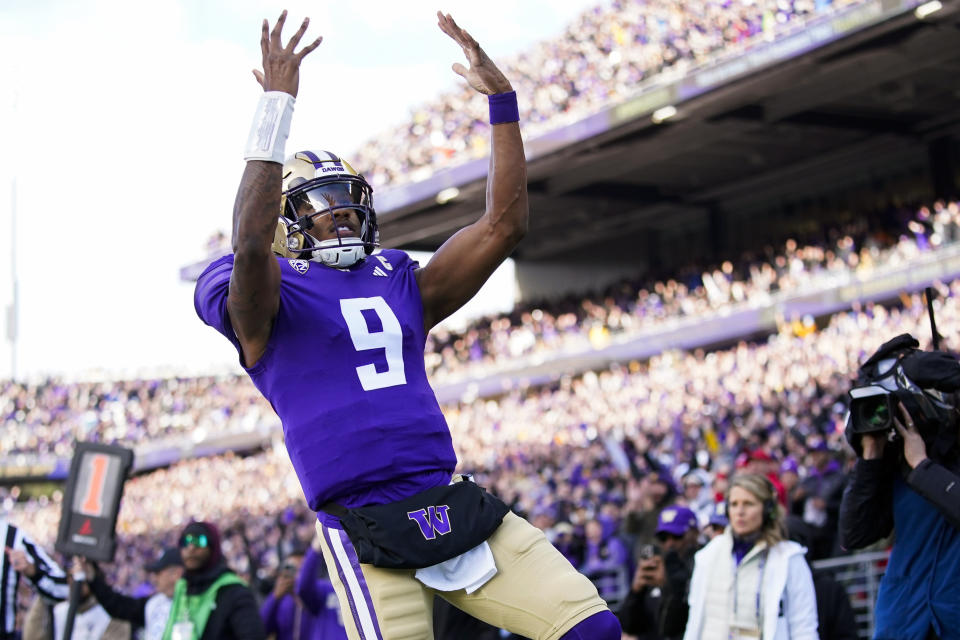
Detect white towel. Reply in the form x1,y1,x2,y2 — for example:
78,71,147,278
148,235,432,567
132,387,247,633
414,540,498,593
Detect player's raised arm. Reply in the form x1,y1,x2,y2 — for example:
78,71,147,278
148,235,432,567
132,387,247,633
229,10,322,367
415,12,529,331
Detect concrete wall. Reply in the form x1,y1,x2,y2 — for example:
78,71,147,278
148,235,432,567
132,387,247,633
515,258,648,304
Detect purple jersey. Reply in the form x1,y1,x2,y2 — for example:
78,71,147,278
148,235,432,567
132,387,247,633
195,250,456,513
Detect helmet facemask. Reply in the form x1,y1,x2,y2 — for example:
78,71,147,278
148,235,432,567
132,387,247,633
282,174,379,268
273,150,380,267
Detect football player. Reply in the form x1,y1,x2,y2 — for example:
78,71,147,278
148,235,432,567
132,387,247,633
195,10,620,640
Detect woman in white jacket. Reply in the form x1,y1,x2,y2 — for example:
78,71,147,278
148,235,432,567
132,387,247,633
683,473,819,640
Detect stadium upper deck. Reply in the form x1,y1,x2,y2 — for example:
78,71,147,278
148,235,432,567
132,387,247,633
181,0,960,283
373,0,960,298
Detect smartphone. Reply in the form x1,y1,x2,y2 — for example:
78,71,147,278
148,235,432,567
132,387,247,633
638,543,662,561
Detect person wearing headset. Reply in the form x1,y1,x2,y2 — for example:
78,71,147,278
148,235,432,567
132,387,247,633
682,473,818,640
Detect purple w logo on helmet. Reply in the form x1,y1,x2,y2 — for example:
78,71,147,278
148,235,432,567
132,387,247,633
407,505,452,540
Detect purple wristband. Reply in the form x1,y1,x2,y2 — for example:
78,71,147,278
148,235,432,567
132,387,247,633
488,91,519,125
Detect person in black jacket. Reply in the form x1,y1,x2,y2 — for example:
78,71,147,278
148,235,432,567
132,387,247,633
838,335,960,640
618,505,700,640
165,521,265,640
810,568,859,640
81,524,264,640
82,547,183,640
787,517,858,640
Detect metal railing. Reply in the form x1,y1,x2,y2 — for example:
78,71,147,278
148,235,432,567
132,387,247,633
582,565,632,613
812,550,890,639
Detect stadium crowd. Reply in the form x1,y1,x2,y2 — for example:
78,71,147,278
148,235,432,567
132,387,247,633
0,373,275,459
4,282,953,627
424,199,960,381
350,0,870,188
1,0,953,634
3,199,957,459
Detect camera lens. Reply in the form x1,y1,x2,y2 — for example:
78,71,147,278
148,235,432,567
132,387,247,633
861,397,890,428
850,392,895,434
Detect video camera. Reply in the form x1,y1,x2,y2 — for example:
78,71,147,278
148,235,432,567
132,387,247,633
846,333,960,460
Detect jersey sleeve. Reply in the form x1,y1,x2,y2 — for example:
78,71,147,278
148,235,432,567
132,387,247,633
193,254,243,356
16,528,69,601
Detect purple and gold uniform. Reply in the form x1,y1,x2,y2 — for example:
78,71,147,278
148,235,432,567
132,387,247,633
195,249,611,640
195,249,455,517
222,11,620,638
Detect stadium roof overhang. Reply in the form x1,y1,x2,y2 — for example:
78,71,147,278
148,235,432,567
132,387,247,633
374,0,960,266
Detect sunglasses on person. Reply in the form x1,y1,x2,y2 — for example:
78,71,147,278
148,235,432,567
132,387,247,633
655,531,685,541
180,534,209,549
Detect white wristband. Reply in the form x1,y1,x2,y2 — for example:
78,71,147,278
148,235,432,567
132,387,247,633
244,91,296,164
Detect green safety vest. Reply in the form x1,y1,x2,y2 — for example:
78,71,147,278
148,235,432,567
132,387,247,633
161,572,247,640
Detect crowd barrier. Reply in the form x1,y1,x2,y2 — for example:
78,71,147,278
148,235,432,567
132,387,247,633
812,550,890,639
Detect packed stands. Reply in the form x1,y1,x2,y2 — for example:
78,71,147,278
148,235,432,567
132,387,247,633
1,0,954,635
4,268,957,595
424,200,960,382
4,199,957,460
350,0,870,188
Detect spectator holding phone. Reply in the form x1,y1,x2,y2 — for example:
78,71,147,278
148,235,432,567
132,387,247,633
619,505,700,640
260,551,309,640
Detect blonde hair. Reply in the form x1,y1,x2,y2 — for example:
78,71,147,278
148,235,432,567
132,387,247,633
728,473,786,547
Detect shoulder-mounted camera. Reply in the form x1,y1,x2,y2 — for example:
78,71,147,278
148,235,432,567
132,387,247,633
846,333,960,460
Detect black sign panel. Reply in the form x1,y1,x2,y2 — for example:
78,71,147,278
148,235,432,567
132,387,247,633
55,442,134,562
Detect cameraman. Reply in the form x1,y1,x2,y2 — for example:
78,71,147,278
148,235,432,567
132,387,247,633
839,336,960,640
617,506,700,640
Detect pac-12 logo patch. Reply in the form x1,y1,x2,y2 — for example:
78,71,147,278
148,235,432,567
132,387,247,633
288,259,310,274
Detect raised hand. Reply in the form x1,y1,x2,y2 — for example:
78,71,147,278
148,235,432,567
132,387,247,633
437,12,512,96
71,556,96,581
252,9,323,98
633,556,666,589
5,547,36,578
273,572,295,598
860,432,887,459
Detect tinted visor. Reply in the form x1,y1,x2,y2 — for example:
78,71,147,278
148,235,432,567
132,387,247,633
290,182,370,219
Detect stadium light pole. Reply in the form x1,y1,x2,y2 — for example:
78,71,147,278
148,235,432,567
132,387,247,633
7,177,17,381
5,91,19,381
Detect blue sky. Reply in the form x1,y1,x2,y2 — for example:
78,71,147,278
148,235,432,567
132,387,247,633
0,0,602,379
